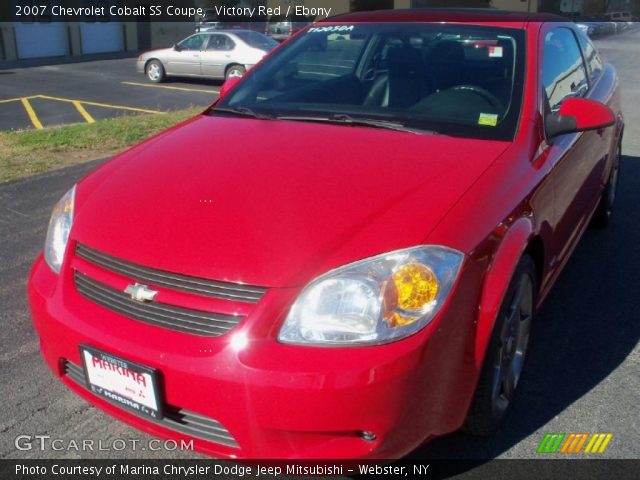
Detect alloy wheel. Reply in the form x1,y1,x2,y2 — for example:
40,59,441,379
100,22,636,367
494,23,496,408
491,272,533,418
148,64,161,81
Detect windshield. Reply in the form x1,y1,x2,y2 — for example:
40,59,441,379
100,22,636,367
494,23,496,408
214,23,525,140
234,31,279,50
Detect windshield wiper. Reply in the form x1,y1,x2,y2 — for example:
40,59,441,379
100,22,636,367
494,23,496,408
276,113,434,135
212,109,438,134
212,106,274,120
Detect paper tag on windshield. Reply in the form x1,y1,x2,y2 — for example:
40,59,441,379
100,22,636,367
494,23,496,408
488,46,503,58
478,113,498,126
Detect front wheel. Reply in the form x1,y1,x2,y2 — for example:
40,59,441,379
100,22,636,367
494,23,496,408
225,65,246,80
146,60,165,83
592,142,621,229
465,254,537,436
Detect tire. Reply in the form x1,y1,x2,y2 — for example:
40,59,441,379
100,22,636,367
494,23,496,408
225,65,246,80
592,142,621,229
465,254,537,436
146,60,165,83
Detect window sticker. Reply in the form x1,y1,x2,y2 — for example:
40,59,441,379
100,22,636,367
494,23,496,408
488,46,503,58
478,113,499,127
307,25,355,33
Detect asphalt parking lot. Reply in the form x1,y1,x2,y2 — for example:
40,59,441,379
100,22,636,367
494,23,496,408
0,57,221,131
0,27,638,470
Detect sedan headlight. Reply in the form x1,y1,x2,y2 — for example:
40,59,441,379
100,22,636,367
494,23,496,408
44,185,76,274
278,246,464,346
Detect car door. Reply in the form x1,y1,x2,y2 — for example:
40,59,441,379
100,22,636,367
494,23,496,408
200,34,235,78
165,34,207,76
539,26,605,269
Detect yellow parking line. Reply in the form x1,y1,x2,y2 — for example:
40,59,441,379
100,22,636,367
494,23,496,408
122,81,219,94
20,97,44,129
0,97,23,104
35,95,163,115
72,101,95,124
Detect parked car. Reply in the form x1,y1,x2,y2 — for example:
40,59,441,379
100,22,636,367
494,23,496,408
593,17,617,35
604,11,633,22
580,18,611,37
195,8,221,32
196,22,223,33
136,30,278,82
265,14,313,41
576,22,595,36
195,8,268,34
30,10,623,459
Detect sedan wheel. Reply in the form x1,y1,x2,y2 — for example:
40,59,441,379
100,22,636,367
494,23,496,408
146,60,165,83
226,65,246,80
466,254,537,436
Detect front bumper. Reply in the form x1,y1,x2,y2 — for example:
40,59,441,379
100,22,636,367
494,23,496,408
28,253,479,459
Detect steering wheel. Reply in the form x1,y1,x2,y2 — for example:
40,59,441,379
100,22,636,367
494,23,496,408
450,85,503,112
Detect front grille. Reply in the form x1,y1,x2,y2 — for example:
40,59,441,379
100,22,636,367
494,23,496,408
76,244,266,303
63,360,239,448
74,272,241,337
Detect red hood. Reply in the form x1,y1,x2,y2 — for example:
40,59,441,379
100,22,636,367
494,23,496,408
73,115,508,287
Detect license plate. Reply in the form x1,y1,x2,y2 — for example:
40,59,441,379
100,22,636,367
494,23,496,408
80,345,162,419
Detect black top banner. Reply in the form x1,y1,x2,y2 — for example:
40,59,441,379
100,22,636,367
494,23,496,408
2,1,639,23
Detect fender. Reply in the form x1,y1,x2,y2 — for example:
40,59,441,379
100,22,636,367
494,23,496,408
474,217,533,368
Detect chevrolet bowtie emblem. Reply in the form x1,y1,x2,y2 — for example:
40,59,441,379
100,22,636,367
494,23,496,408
124,283,158,302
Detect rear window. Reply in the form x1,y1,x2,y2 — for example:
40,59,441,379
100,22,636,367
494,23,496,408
234,31,278,50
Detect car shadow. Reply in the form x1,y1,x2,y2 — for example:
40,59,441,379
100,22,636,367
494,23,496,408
407,155,640,466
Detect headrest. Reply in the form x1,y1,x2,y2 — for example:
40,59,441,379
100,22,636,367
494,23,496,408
387,46,423,73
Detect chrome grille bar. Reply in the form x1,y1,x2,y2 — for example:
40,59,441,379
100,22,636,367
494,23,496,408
76,244,266,303
74,272,242,337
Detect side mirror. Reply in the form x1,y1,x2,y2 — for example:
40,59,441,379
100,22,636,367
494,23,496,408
545,97,615,138
219,76,242,98
173,44,182,52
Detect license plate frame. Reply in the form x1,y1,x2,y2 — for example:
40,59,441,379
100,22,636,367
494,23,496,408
80,345,163,420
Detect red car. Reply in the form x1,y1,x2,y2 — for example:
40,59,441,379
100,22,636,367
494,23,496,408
28,10,623,459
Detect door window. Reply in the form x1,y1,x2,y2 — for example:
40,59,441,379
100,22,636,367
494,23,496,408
576,31,604,85
178,34,207,51
542,28,589,111
205,35,235,51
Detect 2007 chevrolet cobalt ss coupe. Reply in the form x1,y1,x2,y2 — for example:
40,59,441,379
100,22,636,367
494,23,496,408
28,10,623,459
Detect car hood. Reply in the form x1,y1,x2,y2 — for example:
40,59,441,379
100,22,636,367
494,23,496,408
73,115,509,288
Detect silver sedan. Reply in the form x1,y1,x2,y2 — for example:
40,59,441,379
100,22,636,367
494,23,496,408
136,30,278,82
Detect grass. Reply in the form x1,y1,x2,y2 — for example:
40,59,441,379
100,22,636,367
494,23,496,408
0,107,203,183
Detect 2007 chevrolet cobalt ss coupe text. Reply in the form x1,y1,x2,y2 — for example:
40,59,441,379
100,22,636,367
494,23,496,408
28,10,623,459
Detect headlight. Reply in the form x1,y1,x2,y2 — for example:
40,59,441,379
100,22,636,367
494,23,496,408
278,246,464,346
44,185,76,274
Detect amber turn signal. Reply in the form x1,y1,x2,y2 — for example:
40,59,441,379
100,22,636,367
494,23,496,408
383,263,439,328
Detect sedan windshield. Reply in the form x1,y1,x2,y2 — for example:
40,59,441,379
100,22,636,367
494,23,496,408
214,23,525,140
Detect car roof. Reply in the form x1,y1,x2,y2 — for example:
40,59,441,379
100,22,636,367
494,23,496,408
321,8,566,27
